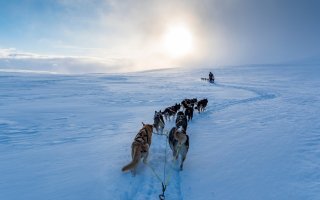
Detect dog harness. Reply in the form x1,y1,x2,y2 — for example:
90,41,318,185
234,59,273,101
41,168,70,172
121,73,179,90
134,128,150,153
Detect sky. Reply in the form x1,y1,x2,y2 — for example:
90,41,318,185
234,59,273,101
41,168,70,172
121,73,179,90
0,0,319,73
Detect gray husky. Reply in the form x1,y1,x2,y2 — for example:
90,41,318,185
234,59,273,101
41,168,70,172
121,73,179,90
153,110,165,134
168,127,189,170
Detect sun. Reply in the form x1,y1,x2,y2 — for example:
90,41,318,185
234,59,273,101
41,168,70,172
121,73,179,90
163,24,193,58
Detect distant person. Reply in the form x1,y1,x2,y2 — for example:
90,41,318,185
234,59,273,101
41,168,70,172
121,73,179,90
209,72,214,82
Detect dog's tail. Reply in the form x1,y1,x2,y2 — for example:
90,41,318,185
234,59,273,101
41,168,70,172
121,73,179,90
122,147,141,172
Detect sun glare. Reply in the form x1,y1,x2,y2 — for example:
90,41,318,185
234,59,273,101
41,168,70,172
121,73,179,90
163,24,193,58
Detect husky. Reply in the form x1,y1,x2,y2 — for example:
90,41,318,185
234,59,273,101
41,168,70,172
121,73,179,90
168,127,189,170
153,110,165,134
122,123,153,174
181,98,197,110
162,107,174,121
163,103,181,121
195,98,208,113
184,106,194,121
175,111,188,131
176,111,184,120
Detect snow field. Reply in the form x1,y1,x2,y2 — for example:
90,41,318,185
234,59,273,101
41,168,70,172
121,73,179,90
0,65,319,199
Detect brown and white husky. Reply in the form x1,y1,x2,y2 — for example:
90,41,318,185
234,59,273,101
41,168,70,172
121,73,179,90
168,127,189,170
122,123,153,174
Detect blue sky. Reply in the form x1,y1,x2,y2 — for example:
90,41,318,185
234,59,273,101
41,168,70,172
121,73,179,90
0,0,319,72
0,0,109,54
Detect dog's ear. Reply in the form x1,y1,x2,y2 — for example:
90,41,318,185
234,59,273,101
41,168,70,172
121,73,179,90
142,122,145,126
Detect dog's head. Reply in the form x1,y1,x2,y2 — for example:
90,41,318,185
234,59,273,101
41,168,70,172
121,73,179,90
177,103,181,110
141,122,154,134
155,110,163,118
177,111,184,117
154,111,160,119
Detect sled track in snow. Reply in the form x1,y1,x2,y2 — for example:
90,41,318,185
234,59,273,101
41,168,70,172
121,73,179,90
124,122,183,200
125,82,277,200
210,82,277,113
297,127,320,196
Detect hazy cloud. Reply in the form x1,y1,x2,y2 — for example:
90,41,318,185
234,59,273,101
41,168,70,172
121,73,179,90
1,0,319,73
0,48,133,74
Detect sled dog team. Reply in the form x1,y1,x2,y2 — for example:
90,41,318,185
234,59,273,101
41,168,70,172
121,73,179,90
122,98,208,174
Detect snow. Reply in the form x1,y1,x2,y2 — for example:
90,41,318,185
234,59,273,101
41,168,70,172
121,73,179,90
0,65,319,200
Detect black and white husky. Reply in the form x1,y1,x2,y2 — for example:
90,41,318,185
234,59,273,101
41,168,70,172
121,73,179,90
175,111,188,131
168,127,189,170
195,98,208,113
153,110,165,134
162,103,181,121
184,106,194,121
